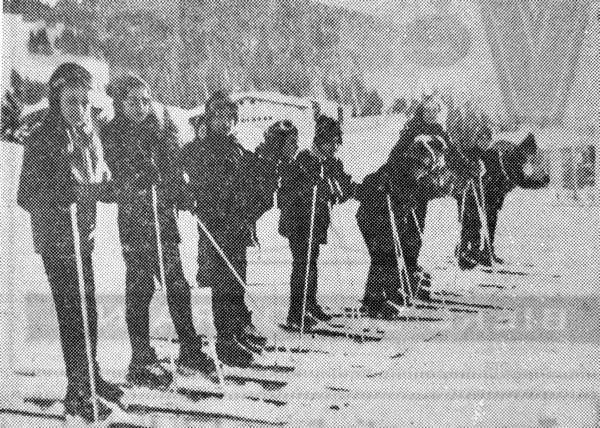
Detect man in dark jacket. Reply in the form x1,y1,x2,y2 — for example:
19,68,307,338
179,91,284,367
17,62,121,423
277,115,357,330
101,74,216,386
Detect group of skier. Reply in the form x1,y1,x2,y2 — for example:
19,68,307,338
15,62,548,424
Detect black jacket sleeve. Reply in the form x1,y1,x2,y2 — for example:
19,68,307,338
17,127,75,211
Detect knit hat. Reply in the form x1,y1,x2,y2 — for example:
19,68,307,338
205,90,238,123
106,73,149,101
313,115,341,147
260,120,298,159
106,73,150,116
47,62,92,113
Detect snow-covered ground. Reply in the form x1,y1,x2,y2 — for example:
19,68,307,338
2,15,599,424
2,126,599,426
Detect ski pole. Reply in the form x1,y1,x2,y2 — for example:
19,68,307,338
386,194,412,305
449,182,472,292
300,185,318,339
409,207,427,295
327,201,354,341
151,185,167,291
150,186,180,401
194,216,257,307
471,179,498,279
70,203,99,426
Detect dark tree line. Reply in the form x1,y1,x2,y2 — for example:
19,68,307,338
7,0,387,110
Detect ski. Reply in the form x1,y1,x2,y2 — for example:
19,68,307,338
262,343,330,355
112,385,288,425
417,295,510,312
435,262,560,278
2,397,153,427
278,319,384,342
156,355,294,390
478,266,560,278
13,373,288,425
1,400,65,422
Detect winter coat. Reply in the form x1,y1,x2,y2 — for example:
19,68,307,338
100,109,183,252
355,163,414,253
277,149,356,244
391,120,472,178
179,133,279,248
17,113,107,256
356,121,455,252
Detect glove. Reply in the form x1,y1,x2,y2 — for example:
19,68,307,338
466,160,482,179
351,181,361,199
135,162,160,189
378,170,392,193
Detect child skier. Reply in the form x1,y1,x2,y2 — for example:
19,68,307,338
356,96,457,318
179,91,290,367
17,62,122,423
101,74,216,387
277,115,358,330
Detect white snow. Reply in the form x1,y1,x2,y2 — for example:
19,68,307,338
2,9,600,427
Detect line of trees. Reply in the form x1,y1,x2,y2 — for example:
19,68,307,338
7,0,387,112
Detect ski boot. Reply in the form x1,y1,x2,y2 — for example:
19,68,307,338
284,313,319,332
242,323,268,349
178,338,219,382
481,245,504,265
457,250,479,270
407,266,432,302
216,337,254,368
387,293,410,309
126,347,173,390
492,252,504,265
94,372,124,404
361,300,399,320
306,303,333,323
64,380,113,426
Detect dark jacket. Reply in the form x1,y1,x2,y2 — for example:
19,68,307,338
100,109,182,251
179,133,279,247
277,149,355,244
392,120,472,178
17,113,106,256
356,121,454,252
355,163,415,253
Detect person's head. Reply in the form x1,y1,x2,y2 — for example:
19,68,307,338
189,114,206,140
389,133,453,200
313,115,341,159
106,74,151,124
261,120,299,161
474,124,493,150
48,62,93,128
511,133,550,187
205,90,237,136
411,95,443,125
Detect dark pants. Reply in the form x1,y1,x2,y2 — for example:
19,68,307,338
359,200,427,306
402,200,427,268
196,233,214,288
42,252,97,392
287,231,321,322
359,220,404,305
123,242,197,363
458,184,503,254
201,234,252,340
